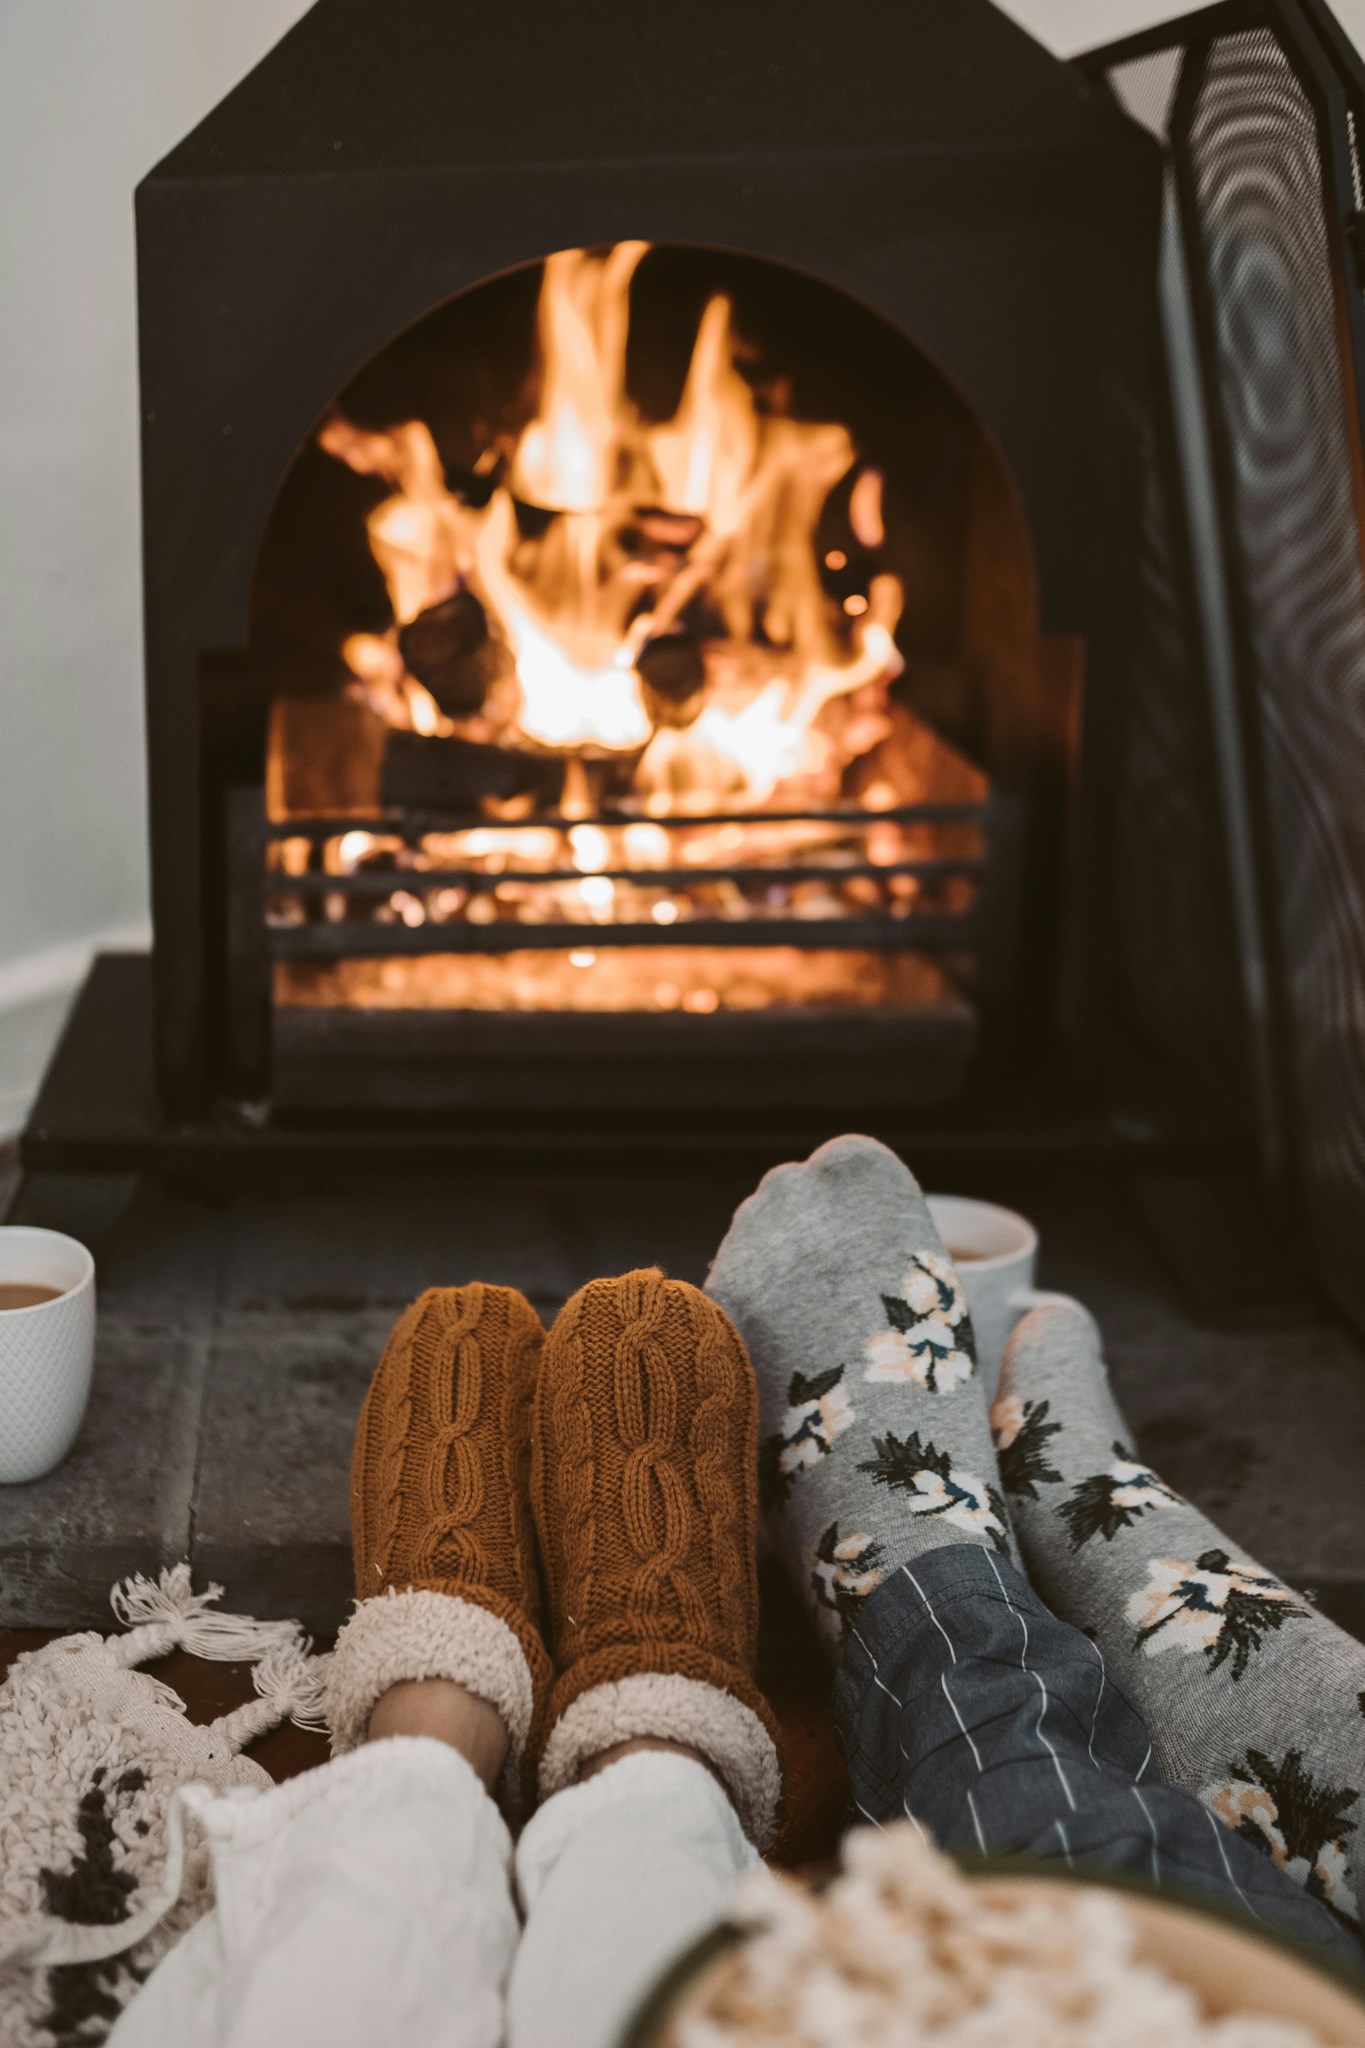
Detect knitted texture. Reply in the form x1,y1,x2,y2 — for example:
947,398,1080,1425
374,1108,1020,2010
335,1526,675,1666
333,1283,552,1810
530,1269,782,1846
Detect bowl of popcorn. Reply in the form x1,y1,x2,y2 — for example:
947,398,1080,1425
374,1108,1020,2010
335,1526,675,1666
628,1827,1365,2048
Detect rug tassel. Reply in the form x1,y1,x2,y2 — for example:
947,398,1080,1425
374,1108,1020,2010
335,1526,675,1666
254,1638,333,1732
209,1639,334,1749
109,1562,303,1666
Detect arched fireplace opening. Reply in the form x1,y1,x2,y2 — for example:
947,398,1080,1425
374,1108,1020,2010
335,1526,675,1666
227,244,1059,1119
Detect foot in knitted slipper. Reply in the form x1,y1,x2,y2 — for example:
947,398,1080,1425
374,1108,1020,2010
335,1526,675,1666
705,1134,1017,1657
530,1268,783,1850
326,1283,553,1814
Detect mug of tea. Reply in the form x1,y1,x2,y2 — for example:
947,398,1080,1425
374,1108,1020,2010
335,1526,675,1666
0,1226,97,1483
925,1195,1077,1397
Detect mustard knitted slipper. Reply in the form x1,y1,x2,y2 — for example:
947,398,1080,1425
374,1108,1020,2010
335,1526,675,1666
326,1283,552,1813
530,1268,782,1849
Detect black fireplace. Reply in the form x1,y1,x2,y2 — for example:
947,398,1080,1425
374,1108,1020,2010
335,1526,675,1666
24,0,1365,1336
127,0,1160,1133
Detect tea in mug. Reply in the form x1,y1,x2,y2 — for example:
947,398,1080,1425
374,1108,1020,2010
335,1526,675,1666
0,1283,64,1311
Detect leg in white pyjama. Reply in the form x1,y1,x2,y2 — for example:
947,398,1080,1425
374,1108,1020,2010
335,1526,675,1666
108,1739,755,2048
508,1750,757,2048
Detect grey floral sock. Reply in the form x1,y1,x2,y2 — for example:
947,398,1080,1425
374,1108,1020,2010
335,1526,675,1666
705,1134,1016,1657
993,1300,1365,1930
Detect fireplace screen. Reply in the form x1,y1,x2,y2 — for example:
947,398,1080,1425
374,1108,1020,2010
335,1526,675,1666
244,244,1022,1074
1084,2,1365,1331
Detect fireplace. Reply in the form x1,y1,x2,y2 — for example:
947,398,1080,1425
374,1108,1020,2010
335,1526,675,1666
38,0,1365,1238
114,0,1161,1144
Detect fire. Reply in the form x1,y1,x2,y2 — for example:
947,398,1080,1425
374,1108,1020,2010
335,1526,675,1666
646,292,757,531
472,491,652,751
318,241,904,790
317,417,471,625
271,243,999,1020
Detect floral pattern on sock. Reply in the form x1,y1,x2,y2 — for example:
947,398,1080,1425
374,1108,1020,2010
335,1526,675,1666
857,1430,1010,1554
805,1522,886,1646
1205,1748,1359,1924
1057,1443,1182,1550
990,1394,1062,1501
1126,1549,1306,1680
864,1252,976,1393
760,1365,855,1509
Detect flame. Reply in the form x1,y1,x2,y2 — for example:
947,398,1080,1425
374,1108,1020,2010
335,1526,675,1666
511,243,647,512
646,294,757,532
318,417,470,624
319,242,906,797
473,492,652,751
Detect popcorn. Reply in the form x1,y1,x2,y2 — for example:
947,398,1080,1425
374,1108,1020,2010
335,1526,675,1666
665,1826,1326,2048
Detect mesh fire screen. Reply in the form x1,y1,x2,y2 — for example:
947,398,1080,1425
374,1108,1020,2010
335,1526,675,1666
1095,3,1365,1333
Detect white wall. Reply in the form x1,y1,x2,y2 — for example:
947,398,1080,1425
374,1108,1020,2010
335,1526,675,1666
995,1,1192,54
1,0,1362,1135
0,0,313,1134
1003,0,1365,54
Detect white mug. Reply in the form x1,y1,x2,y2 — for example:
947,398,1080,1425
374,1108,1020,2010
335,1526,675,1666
0,1226,97,1483
925,1195,1076,1397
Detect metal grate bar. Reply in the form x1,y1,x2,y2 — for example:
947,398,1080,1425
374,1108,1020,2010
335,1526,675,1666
266,800,987,841
270,914,976,959
270,857,983,897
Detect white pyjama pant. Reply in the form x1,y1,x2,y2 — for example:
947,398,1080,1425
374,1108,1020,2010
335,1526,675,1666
108,1739,757,2048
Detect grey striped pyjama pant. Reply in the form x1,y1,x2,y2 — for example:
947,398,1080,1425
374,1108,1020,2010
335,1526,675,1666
833,1542,1363,1969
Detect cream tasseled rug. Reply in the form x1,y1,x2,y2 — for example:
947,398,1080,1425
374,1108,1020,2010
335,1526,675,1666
0,1567,330,2048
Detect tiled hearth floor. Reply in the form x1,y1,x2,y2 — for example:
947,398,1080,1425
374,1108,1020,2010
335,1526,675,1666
2,1157,1363,1850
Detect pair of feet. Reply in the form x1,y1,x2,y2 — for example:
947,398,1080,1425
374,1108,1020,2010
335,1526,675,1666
325,1133,1018,1845
715,1137,1364,1930
326,1268,782,1846
325,1133,1364,1925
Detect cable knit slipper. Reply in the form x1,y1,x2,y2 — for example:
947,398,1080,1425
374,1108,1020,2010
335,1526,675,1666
530,1268,783,1850
326,1283,552,1815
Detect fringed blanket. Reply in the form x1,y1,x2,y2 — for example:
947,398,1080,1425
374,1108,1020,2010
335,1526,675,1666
0,1567,330,2048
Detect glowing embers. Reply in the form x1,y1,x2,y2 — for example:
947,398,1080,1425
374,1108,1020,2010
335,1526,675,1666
274,949,961,1016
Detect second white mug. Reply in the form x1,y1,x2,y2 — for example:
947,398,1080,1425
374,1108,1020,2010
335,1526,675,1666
925,1194,1076,1397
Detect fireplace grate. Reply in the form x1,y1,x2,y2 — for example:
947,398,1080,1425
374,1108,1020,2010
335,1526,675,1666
258,797,1009,965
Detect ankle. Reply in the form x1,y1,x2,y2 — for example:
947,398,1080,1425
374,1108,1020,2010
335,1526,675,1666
576,1735,716,1785
368,1676,509,1791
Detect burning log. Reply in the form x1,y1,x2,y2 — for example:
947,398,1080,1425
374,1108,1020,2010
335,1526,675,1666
268,695,567,818
380,729,565,813
637,632,706,728
397,589,509,716
619,511,705,569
